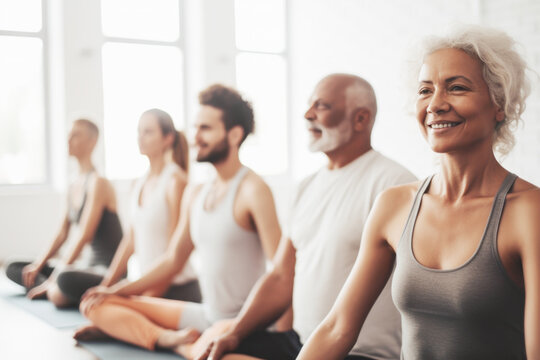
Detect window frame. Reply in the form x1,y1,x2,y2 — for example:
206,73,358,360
233,0,291,178
0,0,51,188
100,0,188,180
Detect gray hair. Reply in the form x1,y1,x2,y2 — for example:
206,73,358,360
418,25,531,155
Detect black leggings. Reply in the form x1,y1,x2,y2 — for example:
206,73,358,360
5,261,104,302
6,261,54,289
6,261,202,304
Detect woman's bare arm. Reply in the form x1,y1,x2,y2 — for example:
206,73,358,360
100,227,135,286
165,172,187,241
520,190,540,359
60,176,110,266
23,215,71,287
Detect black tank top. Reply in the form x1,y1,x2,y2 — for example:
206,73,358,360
392,173,525,359
68,173,122,267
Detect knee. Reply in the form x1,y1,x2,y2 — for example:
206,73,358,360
5,262,23,284
79,294,113,318
79,296,91,317
47,284,71,308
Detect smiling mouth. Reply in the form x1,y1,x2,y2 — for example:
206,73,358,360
428,122,462,129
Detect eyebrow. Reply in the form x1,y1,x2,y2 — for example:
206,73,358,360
419,75,474,85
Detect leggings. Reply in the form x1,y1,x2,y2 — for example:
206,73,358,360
5,261,105,302
5,261,54,289
82,295,233,359
5,261,202,303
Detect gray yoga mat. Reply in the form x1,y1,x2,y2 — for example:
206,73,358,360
0,292,87,329
78,340,186,360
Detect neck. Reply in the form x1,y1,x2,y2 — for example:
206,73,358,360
435,144,506,200
147,154,167,176
325,138,372,170
212,152,243,184
76,155,95,174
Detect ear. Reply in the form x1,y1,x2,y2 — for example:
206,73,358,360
352,108,371,132
495,107,505,122
164,132,175,148
227,125,245,147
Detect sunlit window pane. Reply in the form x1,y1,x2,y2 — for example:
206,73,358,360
235,0,285,53
236,53,287,175
0,36,45,184
101,0,180,41
0,0,42,32
102,42,184,179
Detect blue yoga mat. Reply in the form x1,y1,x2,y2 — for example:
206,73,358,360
0,292,87,329
78,340,186,359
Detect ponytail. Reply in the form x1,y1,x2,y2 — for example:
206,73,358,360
172,130,189,174
142,108,189,174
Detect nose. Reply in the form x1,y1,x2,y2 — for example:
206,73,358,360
304,104,315,121
426,89,450,114
194,128,202,143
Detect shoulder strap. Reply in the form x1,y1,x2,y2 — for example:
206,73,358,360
485,173,518,243
399,175,433,249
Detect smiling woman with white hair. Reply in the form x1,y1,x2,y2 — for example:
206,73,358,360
296,25,540,360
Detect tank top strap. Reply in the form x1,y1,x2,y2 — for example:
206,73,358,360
156,162,177,188
225,166,250,203
484,173,517,247
69,171,95,223
399,175,434,250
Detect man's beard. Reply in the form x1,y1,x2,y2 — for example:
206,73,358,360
308,118,353,153
196,137,230,164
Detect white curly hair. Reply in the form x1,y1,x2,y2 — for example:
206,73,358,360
418,25,531,155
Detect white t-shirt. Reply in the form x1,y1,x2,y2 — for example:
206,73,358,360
290,149,416,360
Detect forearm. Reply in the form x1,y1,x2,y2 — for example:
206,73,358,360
230,271,292,340
61,234,91,266
101,239,132,286
297,319,356,360
35,229,69,269
112,254,180,296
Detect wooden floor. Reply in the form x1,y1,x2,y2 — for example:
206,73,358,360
0,271,97,360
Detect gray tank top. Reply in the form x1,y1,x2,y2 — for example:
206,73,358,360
392,173,525,360
190,167,266,322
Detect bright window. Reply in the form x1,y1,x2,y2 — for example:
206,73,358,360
102,43,184,179
101,0,180,41
234,0,288,176
236,53,287,174
0,0,42,32
101,0,184,180
235,0,285,53
0,0,46,185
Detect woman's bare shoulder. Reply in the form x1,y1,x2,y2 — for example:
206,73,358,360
506,178,540,238
510,177,540,208
376,180,423,209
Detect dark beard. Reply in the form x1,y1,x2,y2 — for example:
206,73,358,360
196,137,230,164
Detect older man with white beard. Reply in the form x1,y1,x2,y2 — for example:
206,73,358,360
197,74,416,360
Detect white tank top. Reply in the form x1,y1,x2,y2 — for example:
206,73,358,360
130,162,196,285
190,167,265,322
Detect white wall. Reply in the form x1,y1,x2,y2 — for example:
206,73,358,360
2,0,540,262
288,0,540,183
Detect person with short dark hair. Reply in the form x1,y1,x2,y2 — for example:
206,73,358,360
74,85,282,360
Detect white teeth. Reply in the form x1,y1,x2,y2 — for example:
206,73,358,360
430,123,458,129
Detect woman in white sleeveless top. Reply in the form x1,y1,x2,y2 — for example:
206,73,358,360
84,109,201,302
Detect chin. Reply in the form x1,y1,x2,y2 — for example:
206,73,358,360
428,142,463,155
